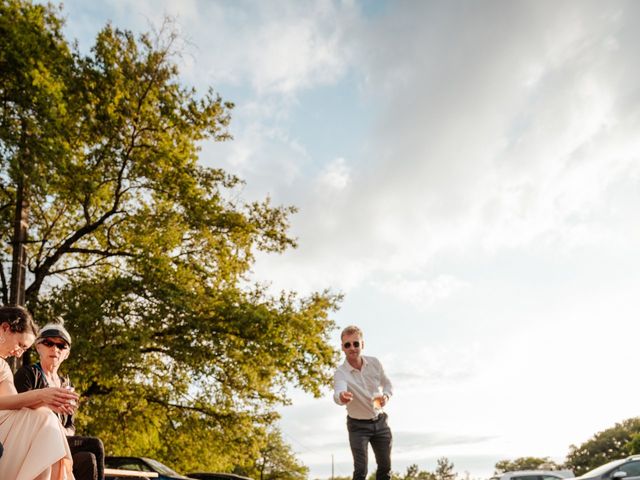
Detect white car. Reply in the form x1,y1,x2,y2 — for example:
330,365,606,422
573,455,640,480
490,470,575,480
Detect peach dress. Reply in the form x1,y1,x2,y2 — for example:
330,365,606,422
0,359,74,480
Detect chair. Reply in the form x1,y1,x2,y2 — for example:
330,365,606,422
68,435,105,480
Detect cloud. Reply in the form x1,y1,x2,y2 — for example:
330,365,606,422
65,0,640,300
169,0,359,96
242,0,640,298
317,157,351,191
59,0,359,103
351,0,640,256
394,431,496,451
373,274,469,310
297,430,494,453
384,343,483,390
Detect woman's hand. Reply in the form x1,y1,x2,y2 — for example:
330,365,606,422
37,387,79,414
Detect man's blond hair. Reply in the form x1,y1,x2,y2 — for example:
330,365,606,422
341,325,363,340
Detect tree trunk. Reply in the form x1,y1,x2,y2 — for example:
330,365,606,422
8,146,30,372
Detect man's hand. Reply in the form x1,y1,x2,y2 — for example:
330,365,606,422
339,391,353,404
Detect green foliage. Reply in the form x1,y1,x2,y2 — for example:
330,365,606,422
46,273,339,470
626,433,640,455
238,427,309,480
565,417,640,475
0,0,73,182
434,458,457,480
366,461,455,480
402,464,436,480
494,457,562,474
1,0,341,474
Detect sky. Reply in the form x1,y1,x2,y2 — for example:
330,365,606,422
50,1,640,479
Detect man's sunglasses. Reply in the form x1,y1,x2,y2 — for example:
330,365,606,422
343,341,360,349
41,339,69,350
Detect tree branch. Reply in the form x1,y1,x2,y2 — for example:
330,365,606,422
25,155,132,299
46,254,128,275
65,247,135,257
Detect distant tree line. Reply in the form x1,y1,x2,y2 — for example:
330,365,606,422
495,416,640,477
323,417,640,480
495,417,640,476
330,457,460,480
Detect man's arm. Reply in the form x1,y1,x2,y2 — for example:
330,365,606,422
377,358,393,403
333,368,352,405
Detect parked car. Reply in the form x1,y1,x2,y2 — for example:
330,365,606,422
573,455,640,480
490,470,574,480
105,456,194,480
187,474,253,480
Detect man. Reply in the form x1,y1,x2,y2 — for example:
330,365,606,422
333,325,393,480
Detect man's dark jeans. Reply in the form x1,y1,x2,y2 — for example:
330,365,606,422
347,413,392,480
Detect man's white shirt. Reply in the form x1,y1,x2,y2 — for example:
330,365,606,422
333,355,393,420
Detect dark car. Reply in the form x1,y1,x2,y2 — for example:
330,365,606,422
573,455,640,480
187,474,253,480
105,456,193,480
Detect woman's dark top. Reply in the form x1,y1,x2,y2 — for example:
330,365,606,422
13,362,75,433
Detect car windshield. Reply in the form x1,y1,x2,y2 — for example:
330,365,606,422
145,457,181,476
581,459,627,478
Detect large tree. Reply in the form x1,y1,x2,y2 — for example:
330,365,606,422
1,0,339,472
565,418,640,476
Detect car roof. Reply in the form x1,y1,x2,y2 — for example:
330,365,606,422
498,471,574,479
106,456,152,461
186,473,253,480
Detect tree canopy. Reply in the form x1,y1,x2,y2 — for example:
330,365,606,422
565,417,640,476
627,433,640,456
1,0,339,473
494,457,563,474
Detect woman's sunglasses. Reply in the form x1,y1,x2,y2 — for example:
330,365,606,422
41,339,69,350
343,341,360,349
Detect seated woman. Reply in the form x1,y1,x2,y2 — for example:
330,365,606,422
15,321,104,480
0,304,79,480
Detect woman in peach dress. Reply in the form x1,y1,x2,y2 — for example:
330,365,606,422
0,305,79,480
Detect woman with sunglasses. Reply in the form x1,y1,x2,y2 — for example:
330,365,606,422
14,321,105,480
0,305,78,479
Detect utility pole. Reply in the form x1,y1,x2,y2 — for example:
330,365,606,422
331,454,334,480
